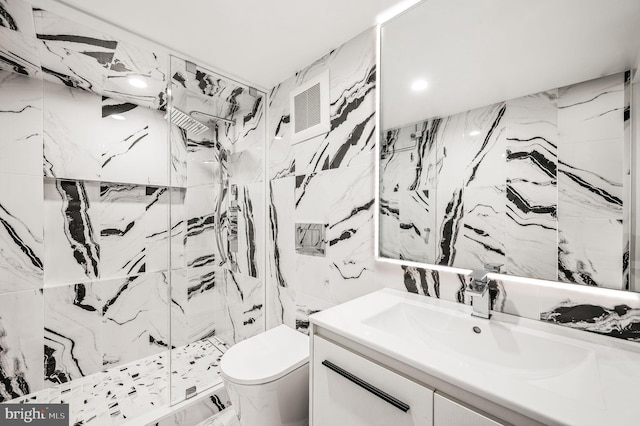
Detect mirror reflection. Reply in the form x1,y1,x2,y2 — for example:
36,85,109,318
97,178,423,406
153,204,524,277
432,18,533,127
379,0,640,291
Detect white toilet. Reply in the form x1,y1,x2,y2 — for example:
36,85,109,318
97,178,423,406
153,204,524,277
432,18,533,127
219,325,309,426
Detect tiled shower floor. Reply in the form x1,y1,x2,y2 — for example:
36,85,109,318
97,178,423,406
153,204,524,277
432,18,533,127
7,337,229,425
195,408,240,426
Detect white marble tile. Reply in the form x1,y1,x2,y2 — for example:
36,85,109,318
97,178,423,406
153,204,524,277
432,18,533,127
101,98,169,186
0,289,43,402
170,123,188,188
539,283,640,340
326,163,377,304
268,137,295,180
378,196,400,259
195,408,240,426
232,94,265,155
558,72,625,144
292,251,330,305
0,0,36,36
436,269,468,304
186,132,224,187
558,217,623,289
34,9,117,93
400,265,439,297
266,284,297,330
146,187,185,273
44,179,100,286
186,264,224,342
558,139,623,219
452,185,506,271
185,184,222,268
294,292,335,334
222,271,264,343
379,129,401,196
293,133,330,176
101,273,156,368
0,70,42,176
492,278,540,320
398,190,435,263
267,177,296,292
43,81,102,180
234,182,264,279
0,26,41,78
309,29,376,170
462,102,507,188
229,147,264,184
505,91,558,280
98,183,147,278
0,173,43,293
43,283,102,387
169,268,188,348
145,272,170,356
104,41,168,110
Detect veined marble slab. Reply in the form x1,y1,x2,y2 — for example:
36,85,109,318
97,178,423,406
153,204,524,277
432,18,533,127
0,174,43,293
34,9,117,93
0,71,42,176
44,178,100,286
0,289,43,402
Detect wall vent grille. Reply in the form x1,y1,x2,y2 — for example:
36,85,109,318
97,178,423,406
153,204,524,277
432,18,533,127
290,71,330,143
294,83,321,133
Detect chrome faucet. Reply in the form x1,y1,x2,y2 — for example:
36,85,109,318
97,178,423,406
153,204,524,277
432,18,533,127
465,269,491,319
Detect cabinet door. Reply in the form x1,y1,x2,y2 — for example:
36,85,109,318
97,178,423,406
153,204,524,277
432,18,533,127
312,336,433,426
434,393,504,426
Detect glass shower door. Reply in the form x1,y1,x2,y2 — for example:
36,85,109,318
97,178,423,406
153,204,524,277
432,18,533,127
167,56,266,405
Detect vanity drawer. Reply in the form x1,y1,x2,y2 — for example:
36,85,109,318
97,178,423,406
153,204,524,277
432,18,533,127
312,336,434,426
434,393,504,426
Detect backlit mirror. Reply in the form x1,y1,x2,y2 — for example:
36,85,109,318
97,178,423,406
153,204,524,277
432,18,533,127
378,0,640,291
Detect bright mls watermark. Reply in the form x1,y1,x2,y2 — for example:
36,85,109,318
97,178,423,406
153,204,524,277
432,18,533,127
2,404,68,425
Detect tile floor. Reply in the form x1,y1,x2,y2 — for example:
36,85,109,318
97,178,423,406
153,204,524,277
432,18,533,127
4,337,228,425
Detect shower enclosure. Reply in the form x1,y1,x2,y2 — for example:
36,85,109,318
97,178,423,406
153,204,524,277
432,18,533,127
0,0,266,423
167,56,267,405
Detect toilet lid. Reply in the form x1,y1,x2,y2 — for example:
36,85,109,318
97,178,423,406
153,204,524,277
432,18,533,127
219,325,309,385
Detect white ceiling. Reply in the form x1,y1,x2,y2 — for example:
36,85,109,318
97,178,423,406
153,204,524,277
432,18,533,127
381,0,640,129
50,0,406,90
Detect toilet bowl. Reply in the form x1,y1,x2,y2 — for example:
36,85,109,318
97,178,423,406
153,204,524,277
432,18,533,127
219,325,309,426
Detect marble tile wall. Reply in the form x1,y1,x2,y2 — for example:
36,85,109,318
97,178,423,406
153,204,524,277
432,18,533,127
267,29,380,329
381,71,629,290
265,27,640,344
1,0,267,412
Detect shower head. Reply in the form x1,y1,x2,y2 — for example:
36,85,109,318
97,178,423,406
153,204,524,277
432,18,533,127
190,110,236,126
169,107,210,135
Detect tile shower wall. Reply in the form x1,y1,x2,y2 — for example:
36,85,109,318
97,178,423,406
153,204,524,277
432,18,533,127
0,0,175,402
0,0,266,410
168,59,266,360
266,28,640,342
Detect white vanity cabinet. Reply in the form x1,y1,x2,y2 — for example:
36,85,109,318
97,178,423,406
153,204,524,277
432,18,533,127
311,334,508,426
312,336,434,426
434,393,503,426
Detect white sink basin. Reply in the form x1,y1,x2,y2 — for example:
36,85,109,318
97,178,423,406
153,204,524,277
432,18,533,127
363,301,595,380
309,288,640,426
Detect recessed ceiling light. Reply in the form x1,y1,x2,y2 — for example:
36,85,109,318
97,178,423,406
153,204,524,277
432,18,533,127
469,130,481,136
111,114,126,121
128,76,148,88
411,80,428,91
274,135,283,140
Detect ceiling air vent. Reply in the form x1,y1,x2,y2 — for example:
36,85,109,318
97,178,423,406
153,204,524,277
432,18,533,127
290,70,330,143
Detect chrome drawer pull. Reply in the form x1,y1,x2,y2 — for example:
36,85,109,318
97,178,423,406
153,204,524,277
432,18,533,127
322,360,410,413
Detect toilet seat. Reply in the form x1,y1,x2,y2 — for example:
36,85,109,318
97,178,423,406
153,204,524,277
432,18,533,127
220,325,309,386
